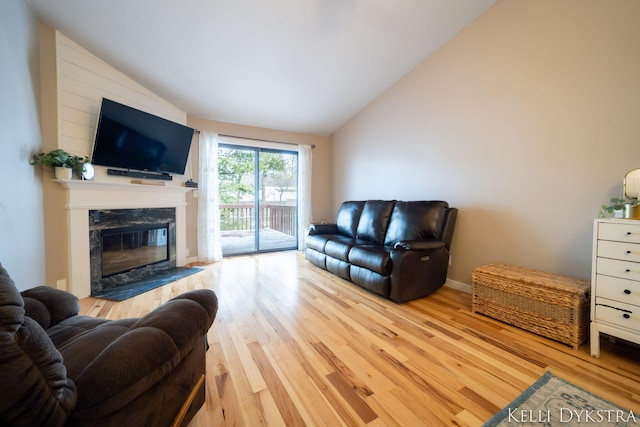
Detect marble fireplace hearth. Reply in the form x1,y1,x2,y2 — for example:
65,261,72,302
56,180,192,298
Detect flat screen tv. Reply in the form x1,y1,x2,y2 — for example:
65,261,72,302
91,98,194,175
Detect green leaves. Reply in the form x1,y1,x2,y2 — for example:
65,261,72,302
30,149,89,173
598,196,640,218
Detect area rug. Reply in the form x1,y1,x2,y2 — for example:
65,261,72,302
484,371,639,426
93,267,204,301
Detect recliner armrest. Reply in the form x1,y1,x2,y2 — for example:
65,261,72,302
393,240,446,251
132,289,219,345
309,223,338,235
21,286,80,330
71,289,218,418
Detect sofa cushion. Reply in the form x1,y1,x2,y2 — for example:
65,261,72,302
349,266,390,297
384,201,448,246
326,257,351,280
349,245,392,275
304,248,326,269
305,233,334,252
336,201,365,237
356,200,395,244
324,237,361,261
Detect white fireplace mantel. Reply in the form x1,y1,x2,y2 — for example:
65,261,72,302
55,179,193,298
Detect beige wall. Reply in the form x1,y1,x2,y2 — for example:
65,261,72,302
0,1,47,290
332,0,640,284
186,117,334,258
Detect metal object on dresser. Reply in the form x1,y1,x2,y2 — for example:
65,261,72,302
590,218,640,357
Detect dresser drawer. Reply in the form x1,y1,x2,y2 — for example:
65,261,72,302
596,257,640,281
594,274,640,306
595,299,640,332
597,240,640,263
597,222,640,244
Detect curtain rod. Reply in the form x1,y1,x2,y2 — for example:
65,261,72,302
194,130,315,149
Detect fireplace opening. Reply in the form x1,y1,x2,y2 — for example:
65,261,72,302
101,224,170,277
89,208,177,296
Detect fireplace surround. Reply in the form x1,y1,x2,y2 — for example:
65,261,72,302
55,179,192,298
89,208,177,295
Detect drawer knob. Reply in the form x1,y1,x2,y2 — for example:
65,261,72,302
625,269,631,272
627,250,632,254
627,232,632,235
624,289,632,295
623,313,631,319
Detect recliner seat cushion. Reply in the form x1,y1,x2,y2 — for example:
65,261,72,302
356,201,395,244
324,237,362,261
46,315,114,348
348,245,392,275
384,201,448,246
349,266,389,297
326,257,350,280
55,318,136,379
305,234,334,252
304,248,326,269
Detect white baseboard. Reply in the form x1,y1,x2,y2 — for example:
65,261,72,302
184,256,199,266
444,278,471,294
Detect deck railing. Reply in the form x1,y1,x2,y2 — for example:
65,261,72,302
220,204,296,236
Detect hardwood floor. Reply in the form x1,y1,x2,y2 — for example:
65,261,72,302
78,251,640,426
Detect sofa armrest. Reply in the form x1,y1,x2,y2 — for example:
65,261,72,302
394,240,446,251
21,286,80,330
309,223,338,235
390,243,450,303
72,289,218,418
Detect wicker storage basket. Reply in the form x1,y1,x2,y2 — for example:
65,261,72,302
471,263,591,349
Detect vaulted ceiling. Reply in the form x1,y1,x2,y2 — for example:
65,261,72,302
28,0,497,136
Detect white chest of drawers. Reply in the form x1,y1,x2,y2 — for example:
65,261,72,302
591,218,640,357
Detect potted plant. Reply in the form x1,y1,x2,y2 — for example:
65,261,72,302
30,149,89,180
599,196,640,219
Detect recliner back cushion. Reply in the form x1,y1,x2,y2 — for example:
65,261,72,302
384,201,449,246
0,264,77,427
336,201,365,237
356,200,395,244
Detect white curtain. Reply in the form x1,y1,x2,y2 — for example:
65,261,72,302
197,131,223,262
297,144,313,249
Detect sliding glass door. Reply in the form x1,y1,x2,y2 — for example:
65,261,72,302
218,144,298,255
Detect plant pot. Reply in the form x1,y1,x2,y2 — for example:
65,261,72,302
55,166,72,180
623,204,640,219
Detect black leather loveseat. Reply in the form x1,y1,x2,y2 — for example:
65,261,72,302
305,200,457,303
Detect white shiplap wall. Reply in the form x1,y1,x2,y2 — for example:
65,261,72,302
55,31,191,182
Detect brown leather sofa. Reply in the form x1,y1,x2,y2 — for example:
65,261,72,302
0,263,218,427
305,200,457,303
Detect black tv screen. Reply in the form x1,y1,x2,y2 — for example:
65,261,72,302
91,98,194,175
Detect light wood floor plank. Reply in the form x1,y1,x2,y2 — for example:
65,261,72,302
77,251,640,426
